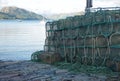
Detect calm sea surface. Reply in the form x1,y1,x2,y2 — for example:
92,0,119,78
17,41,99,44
0,20,46,61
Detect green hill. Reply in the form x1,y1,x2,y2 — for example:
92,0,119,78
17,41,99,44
45,12,84,20
0,6,43,20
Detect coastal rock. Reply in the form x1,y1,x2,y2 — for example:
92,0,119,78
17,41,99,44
0,61,113,81
55,69,68,75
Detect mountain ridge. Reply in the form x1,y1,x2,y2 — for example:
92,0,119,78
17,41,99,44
45,12,84,20
0,6,43,20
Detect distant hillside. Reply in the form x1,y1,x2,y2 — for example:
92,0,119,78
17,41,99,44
46,12,84,20
0,6,43,20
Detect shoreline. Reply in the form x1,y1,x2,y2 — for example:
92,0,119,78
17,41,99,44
0,60,119,81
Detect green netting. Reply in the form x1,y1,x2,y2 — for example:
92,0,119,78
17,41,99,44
110,45,120,48
31,51,44,62
46,20,120,32
44,7,120,66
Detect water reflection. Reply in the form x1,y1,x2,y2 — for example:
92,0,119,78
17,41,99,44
0,20,46,60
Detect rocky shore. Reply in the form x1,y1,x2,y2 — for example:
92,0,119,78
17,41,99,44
0,60,119,81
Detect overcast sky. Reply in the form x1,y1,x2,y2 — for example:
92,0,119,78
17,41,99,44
0,0,120,14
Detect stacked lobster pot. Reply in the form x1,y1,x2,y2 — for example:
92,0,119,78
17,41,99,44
44,7,120,71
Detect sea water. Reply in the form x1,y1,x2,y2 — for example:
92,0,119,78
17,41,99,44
0,20,46,61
